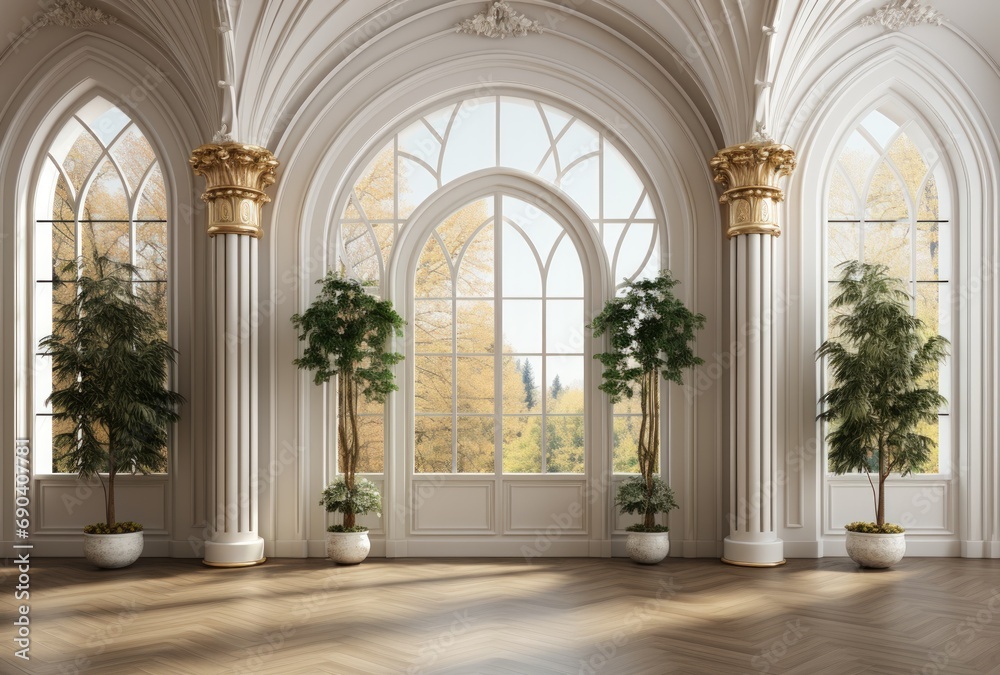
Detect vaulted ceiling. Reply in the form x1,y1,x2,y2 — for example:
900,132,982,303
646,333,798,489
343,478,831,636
1,0,996,151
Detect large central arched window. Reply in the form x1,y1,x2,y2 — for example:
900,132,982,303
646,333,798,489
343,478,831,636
335,94,662,476
413,194,585,474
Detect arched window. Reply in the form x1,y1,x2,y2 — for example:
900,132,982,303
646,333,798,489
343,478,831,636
825,106,951,474
413,194,585,474
336,95,662,476
33,96,169,472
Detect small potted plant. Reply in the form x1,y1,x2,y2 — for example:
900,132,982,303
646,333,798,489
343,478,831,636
292,272,404,564
591,271,704,564
817,261,948,568
41,256,184,569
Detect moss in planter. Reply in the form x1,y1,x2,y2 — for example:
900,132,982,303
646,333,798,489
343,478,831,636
845,521,905,534
326,525,371,533
84,521,144,534
625,524,670,533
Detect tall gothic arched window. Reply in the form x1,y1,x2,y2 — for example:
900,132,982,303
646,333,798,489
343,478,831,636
33,96,169,472
825,106,952,473
335,95,662,475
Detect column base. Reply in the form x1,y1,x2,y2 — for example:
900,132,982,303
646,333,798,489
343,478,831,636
722,537,785,567
203,537,266,567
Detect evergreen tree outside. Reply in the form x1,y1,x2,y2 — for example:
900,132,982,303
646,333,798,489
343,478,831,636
550,374,563,400
521,359,538,410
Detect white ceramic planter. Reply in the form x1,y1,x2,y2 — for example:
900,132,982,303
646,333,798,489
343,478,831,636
326,530,371,565
625,531,670,564
83,531,144,569
845,531,906,568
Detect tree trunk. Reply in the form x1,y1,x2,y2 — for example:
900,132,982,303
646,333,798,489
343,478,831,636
107,470,116,528
339,369,361,530
877,443,887,527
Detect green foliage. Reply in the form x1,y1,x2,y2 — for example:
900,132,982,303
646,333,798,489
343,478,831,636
40,256,184,530
293,272,403,527
319,477,382,522
817,261,949,527
292,272,405,396
591,271,706,403
844,521,905,534
84,521,144,535
615,476,678,523
592,271,702,526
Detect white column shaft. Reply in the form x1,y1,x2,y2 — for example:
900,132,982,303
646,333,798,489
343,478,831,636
204,233,264,564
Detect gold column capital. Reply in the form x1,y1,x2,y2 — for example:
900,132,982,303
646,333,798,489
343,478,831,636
189,142,279,238
710,142,796,239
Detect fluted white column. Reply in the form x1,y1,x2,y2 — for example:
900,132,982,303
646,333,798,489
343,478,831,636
711,142,795,567
191,143,278,567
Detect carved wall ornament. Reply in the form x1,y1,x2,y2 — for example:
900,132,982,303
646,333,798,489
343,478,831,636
455,1,544,39
38,0,118,28
860,0,945,31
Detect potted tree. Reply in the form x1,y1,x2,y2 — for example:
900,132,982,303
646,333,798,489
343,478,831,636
41,256,184,569
817,261,949,568
292,272,404,564
591,271,704,563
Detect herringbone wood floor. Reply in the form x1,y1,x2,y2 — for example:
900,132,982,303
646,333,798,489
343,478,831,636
3,556,1000,674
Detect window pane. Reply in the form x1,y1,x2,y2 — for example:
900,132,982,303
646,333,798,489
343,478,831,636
355,415,385,474
82,158,129,221
457,416,494,473
864,162,909,221
503,355,541,414
614,416,641,474
456,300,493,353
886,133,929,204
415,356,452,414
917,222,950,281
863,222,910,280
62,123,102,195
357,146,396,220
440,98,496,184
546,416,584,473
135,222,168,280
456,356,494,413
546,235,583,298
342,222,381,283
111,124,155,195
502,415,541,473
80,222,129,272
456,222,494,297
603,140,644,219
415,235,452,298
414,299,451,353
499,97,549,173
827,169,856,220
546,300,584,354
827,223,859,279
501,224,542,297
414,416,452,473
546,356,584,412
502,300,542,353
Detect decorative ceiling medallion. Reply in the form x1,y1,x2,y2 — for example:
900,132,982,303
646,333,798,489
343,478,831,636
860,0,944,31
38,0,118,28
455,1,544,39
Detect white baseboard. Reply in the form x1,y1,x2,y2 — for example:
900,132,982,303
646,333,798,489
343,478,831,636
271,539,309,558
783,540,823,558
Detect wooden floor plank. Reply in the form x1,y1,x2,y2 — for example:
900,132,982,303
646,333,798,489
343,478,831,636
2,556,999,674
